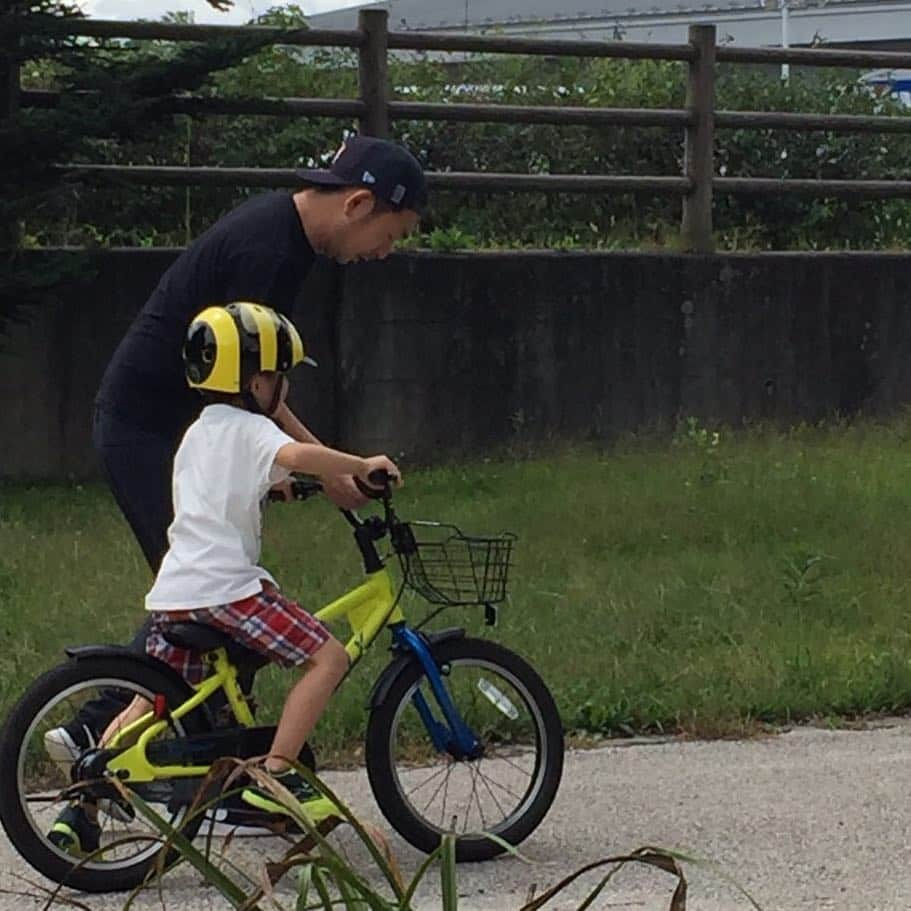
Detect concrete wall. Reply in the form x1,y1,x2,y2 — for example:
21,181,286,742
4,249,911,479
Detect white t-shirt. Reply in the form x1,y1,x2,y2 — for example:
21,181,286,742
146,404,293,611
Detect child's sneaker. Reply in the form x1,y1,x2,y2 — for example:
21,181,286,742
201,791,287,837
241,770,341,828
47,803,101,858
44,723,134,824
44,723,96,776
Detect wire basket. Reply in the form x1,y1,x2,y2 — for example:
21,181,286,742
393,521,516,606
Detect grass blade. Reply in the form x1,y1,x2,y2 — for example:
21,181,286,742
127,791,253,909
399,845,443,908
309,866,336,911
296,863,315,911
439,835,457,911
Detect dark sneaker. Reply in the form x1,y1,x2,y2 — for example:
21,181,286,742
241,770,341,828
44,723,134,823
48,804,101,858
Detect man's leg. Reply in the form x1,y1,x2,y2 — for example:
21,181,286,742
92,406,175,575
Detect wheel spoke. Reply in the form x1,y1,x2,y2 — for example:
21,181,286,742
473,768,526,803
475,761,507,821
420,765,452,817
491,751,536,779
440,763,452,829
470,763,490,831
404,763,450,797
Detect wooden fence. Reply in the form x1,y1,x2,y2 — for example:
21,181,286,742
9,10,911,250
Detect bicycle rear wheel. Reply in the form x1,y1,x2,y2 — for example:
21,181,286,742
0,656,211,893
365,636,564,861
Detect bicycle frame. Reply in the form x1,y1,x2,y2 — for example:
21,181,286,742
105,486,483,786
105,566,421,783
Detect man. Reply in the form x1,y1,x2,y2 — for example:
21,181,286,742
46,136,426,829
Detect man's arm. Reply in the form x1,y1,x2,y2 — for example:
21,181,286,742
272,401,323,446
272,402,370,509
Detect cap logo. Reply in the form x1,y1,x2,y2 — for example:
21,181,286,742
362,170,377,185
391,184,406,204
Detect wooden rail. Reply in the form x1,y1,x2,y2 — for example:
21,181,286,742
10,11,911,251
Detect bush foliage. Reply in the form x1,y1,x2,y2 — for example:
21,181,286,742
8,3,911,251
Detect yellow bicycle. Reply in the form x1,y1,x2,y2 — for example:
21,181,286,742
0,474,564,892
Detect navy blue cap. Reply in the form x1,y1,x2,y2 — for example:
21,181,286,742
296,136,428,214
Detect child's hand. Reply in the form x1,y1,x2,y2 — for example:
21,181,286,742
360,455,402,489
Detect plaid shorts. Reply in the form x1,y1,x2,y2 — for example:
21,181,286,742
146,584,331,684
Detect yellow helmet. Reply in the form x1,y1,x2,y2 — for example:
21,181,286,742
183,302,314,393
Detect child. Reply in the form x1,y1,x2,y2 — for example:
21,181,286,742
50,301,400,854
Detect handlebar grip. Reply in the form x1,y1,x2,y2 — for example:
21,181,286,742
368,468,398,488
354,469,398,500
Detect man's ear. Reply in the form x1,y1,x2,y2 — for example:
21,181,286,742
342,189,377,219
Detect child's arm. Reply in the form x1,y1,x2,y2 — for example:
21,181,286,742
274,442,400,486
271,402,371,509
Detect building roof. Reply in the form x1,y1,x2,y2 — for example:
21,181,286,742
307,0,911,48
309,0,823,31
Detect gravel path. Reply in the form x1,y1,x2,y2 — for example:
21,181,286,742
2,721,910,910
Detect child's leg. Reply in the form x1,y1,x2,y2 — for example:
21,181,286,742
265,637,349,774
100,695,153,746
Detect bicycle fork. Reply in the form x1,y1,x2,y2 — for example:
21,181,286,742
390,625,482,761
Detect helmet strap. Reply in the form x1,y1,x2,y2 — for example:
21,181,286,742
242,390,264,416
242,375,285,418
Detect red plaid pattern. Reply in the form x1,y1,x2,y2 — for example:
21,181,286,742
146,584,331,684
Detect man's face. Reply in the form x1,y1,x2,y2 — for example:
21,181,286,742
330,192,420,265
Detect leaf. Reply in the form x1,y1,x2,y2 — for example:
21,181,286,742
516,847,689,911
127,791,254,909
439,835,458,911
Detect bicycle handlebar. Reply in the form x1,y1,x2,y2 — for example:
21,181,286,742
355,468,399,500
266,479,323,503
268,470,398,504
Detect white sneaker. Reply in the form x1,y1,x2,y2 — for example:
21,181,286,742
44,725,133,823
44,725,95,776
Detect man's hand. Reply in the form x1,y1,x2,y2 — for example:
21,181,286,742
321,474,370,510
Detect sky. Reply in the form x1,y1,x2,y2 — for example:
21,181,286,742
77,0,365,25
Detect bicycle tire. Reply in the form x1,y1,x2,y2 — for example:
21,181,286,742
365,636,564,862
0,655,211,893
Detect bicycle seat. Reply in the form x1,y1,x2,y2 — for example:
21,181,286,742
162,623,268,671
163,623,234,651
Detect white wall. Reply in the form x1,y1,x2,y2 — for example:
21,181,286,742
483,3,911,48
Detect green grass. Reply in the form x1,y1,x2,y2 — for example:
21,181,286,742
5,415,911,753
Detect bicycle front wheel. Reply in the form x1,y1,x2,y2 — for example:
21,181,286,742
365,636,564,861
0,655,211,893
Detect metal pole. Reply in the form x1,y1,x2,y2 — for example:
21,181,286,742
781,0,790,82
358,8,390,138
681,24,716,253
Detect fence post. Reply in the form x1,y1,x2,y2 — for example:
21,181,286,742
358,8,390,138
681,24,716,253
